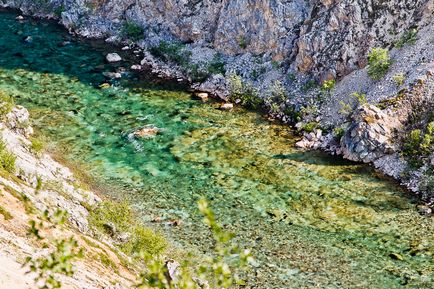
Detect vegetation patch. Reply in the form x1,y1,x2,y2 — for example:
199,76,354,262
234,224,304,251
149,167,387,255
122,22,144,41
228,74,264,110
301,79,318,92
0,90,14,118
30,136,45,156
367,48,391,80
0,204,13,220
89,200,167,257
392,73,406,87
150,41,225,82
395,29,418,48
0,140,16,173
402,122,433,167
339,92,367,117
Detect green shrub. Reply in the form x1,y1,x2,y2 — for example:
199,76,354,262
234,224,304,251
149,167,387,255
150,41,225,82
301,79,318,92
367,48,391,80
36,176,43,191
227,74,263,109
0,90,14,117
351,92,367,105
238,35,247,49
207,54,226,75
338,92,367,117
89,200,167,256
0,140,16,173
392,73,406,86
403,122,434,167
271,60,281,69
150,41,192,68
268,80,287,103
0,205,13,220
301,122,319,133
395,29,418,48
88,200,133,233
321,79,336,92
122,225,167,256
122,22,144,41
333,127,345,140
30,137,45,156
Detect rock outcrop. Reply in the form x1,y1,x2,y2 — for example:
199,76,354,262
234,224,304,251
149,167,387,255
341,104,401,163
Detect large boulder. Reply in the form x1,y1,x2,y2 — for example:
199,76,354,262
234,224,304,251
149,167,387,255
341,104,401,163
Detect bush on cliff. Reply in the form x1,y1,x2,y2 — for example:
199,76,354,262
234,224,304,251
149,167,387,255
0,140,16,173
0,91,14,118
122,22,144,41
367,48,391,80
403,122,434,167
228,74,263,109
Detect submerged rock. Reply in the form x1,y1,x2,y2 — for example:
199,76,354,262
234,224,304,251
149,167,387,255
220,103,234,111
106,53,122,63
132,126,160,138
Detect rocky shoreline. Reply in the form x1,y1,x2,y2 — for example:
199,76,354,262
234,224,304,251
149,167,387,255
0,1,432,202
0,104,136,288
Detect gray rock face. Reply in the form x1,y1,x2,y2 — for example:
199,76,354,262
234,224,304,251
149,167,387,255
2,0,431,80
294,0,432,80
341,104,401,163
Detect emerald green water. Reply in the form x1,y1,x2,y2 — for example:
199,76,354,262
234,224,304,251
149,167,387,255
0,10,432,288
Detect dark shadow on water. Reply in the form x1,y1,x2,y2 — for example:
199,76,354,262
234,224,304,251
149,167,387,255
273,151,354,166
0,8,187,92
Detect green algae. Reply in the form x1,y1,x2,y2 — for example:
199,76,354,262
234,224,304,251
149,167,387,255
0,10,432,288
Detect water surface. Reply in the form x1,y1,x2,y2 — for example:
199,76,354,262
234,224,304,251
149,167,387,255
0,10,432,289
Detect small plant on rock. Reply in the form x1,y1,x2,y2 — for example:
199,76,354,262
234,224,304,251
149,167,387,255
228,74,263,109
0,90,14,118
333,127,345,140
351,92,367,106
395,29,418,48
392,73,406,86
0,140,16,173
301,79,318,93
403,122,434,167
122,22,144,41
238,35,247,49
367,48,391,80
30,136,45,156
321,79,336,92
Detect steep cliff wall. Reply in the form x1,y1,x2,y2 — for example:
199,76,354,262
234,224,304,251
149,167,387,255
1,0,431,79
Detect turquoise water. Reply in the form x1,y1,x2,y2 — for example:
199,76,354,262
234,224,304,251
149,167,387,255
0,10,432,288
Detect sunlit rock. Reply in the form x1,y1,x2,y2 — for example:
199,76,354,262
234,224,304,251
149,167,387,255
106,53,122,63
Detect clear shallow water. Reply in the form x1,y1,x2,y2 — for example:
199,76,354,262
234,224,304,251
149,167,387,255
0,10,432,288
